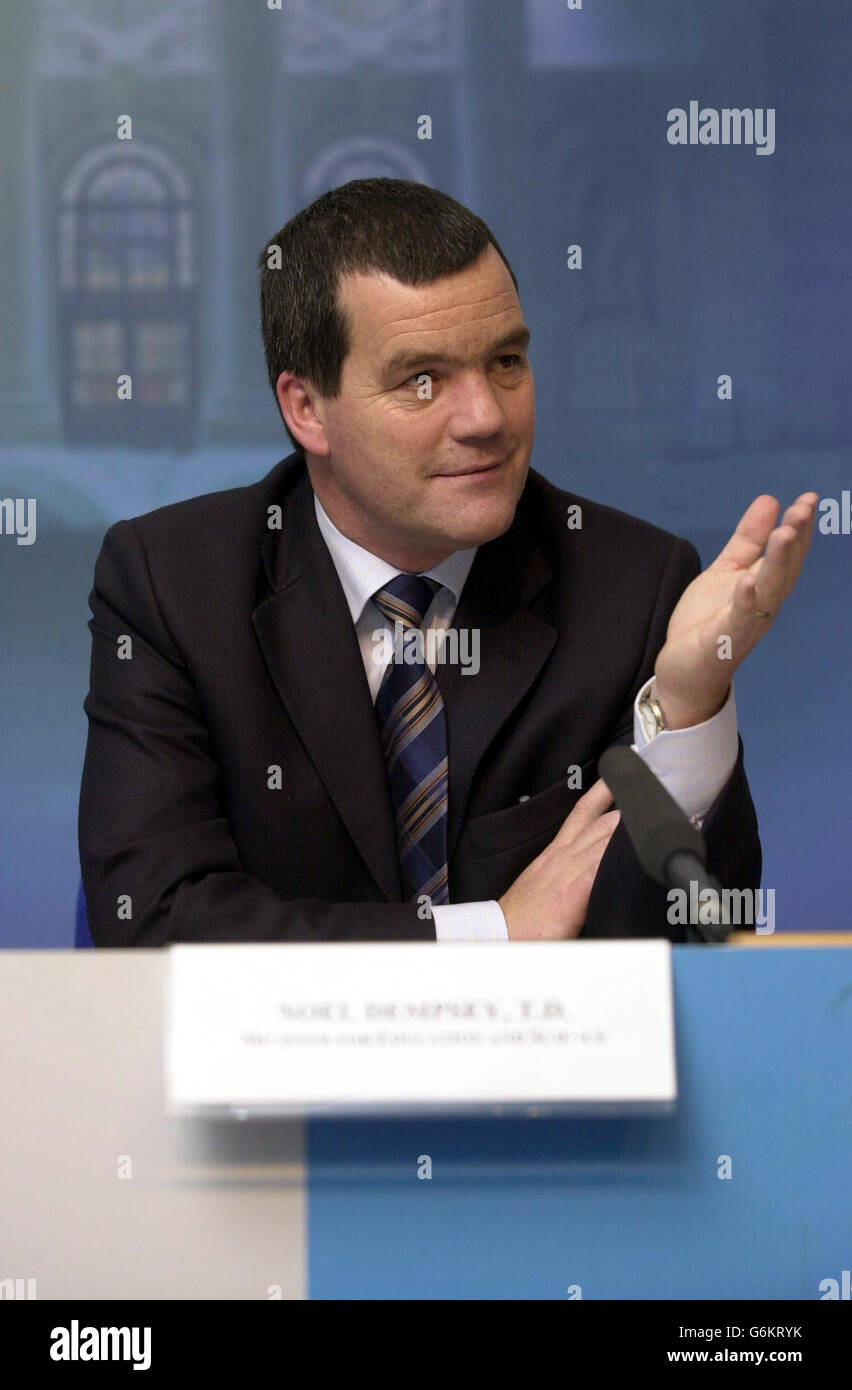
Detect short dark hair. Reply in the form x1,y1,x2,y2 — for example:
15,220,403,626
258,178,519,456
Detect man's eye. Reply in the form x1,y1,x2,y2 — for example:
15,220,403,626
399,357,523,389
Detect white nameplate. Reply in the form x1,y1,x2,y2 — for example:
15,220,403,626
165,941,677,1117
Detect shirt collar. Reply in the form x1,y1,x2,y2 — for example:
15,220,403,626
313,491,478,624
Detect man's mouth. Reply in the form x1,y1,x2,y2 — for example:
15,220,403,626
433,457,507,478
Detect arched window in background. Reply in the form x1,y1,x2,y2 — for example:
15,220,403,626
58,141,196,448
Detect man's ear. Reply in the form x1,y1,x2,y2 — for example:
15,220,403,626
275,371,330,457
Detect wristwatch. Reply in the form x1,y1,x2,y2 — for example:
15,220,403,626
638,688,667,741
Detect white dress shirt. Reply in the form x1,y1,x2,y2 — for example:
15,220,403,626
313,493,738,942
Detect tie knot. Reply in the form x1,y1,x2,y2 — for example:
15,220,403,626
373,573,439,630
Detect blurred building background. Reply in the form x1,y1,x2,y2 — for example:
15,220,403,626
1,0,850,944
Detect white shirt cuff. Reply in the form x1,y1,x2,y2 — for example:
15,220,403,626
432,900,509,941
632,678,739,825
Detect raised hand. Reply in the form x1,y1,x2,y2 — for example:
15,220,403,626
653,492,818,729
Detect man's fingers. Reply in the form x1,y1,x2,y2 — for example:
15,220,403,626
552,777,617,847
564,825,620,881
730,570,764,632
711,494,780,572
770,492,819,584
715,491,818,579
568,807,621,854
737,493,818,619
781,491,819,541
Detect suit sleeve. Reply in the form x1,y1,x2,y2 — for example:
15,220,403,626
583,536,762,943
78,520,433,947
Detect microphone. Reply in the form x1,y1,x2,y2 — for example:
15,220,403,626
597,744,731,942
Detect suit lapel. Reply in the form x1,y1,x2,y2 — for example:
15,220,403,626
252,467,403,902
252,464,556,900
434,497,556,864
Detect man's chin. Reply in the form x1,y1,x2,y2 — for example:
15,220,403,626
432,498,520,552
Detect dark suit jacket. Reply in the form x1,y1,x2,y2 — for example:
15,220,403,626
78,454,761,945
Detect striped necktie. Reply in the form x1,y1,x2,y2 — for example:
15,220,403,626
372,573,450,907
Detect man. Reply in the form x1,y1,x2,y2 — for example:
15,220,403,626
78,178,816,946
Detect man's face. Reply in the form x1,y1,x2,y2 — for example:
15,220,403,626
288,244,535,570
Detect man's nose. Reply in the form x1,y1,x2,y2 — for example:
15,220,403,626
448,371,509,436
